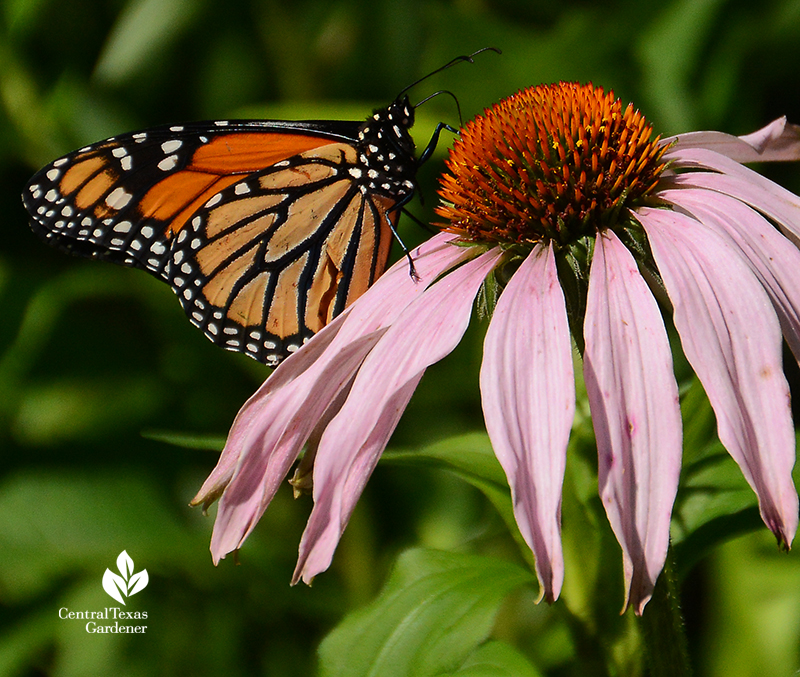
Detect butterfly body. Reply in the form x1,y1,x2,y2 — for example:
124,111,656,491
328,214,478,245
23,97,419,365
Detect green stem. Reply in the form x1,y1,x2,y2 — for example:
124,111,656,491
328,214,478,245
640,549,693,676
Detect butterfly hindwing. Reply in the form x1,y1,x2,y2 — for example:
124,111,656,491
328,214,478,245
170,142,396,363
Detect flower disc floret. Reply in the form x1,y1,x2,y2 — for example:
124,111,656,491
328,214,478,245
437,82,668,246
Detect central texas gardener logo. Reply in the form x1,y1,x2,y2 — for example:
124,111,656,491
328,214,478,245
102,551,148,605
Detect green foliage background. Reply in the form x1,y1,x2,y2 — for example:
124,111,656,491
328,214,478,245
2,0,800,675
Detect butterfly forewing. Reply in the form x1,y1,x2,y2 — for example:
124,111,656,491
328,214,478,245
23,105,416,365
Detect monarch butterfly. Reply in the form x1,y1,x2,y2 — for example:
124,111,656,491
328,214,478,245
22,49,498,366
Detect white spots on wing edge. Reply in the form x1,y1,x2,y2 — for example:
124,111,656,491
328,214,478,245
205,193,222,208
161,139,183,154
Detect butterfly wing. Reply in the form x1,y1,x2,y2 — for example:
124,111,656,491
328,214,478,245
22,119,403,365
169,140,397,363
23,120,362,275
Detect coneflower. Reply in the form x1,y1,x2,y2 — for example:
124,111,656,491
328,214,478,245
194,82,800,614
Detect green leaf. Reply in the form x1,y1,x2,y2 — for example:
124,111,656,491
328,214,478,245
679,374,718,466
4,0,48,34
670,443,760,579
141,429,225,451
635,0,729,131
383,432,508,487
382,434,534,569
318,548,534,677
666,374,766,579
440,641,543,677
94,0,202,84
13,377,164,444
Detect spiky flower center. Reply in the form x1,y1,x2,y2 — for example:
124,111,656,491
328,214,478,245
436,82,668,247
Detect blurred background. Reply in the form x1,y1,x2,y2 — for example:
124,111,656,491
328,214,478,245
2,0,800,675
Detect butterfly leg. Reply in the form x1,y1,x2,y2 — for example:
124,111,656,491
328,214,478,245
416,122,458,167
386,202,420,282
387,122,458,281
413,121,459,209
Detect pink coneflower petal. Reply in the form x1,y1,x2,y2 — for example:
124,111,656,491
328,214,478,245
479,243,573,604
191,317,345,509
736,117,800,159
664,117,800,162
205,233,472,562
208,342,367,562
293,247,503,584
636,206,798,547
583,230,682,614
666,149,800,242
661,187,800,361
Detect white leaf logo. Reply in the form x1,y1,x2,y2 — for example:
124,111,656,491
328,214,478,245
102,550,149,605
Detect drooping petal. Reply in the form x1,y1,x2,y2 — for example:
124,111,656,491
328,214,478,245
663,117,800,162
191,317,345,509
293,247,503,584
203,233,472,562
209,330,381,562
636,206,798,547
737,117,800,159
665,148,800,242
661,187,800,361
479,243,573,604
583,230,682,615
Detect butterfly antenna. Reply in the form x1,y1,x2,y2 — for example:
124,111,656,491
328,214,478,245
414,89,464,127
395,46,501,100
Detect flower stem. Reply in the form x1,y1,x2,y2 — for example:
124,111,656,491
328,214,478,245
640,549,693,676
